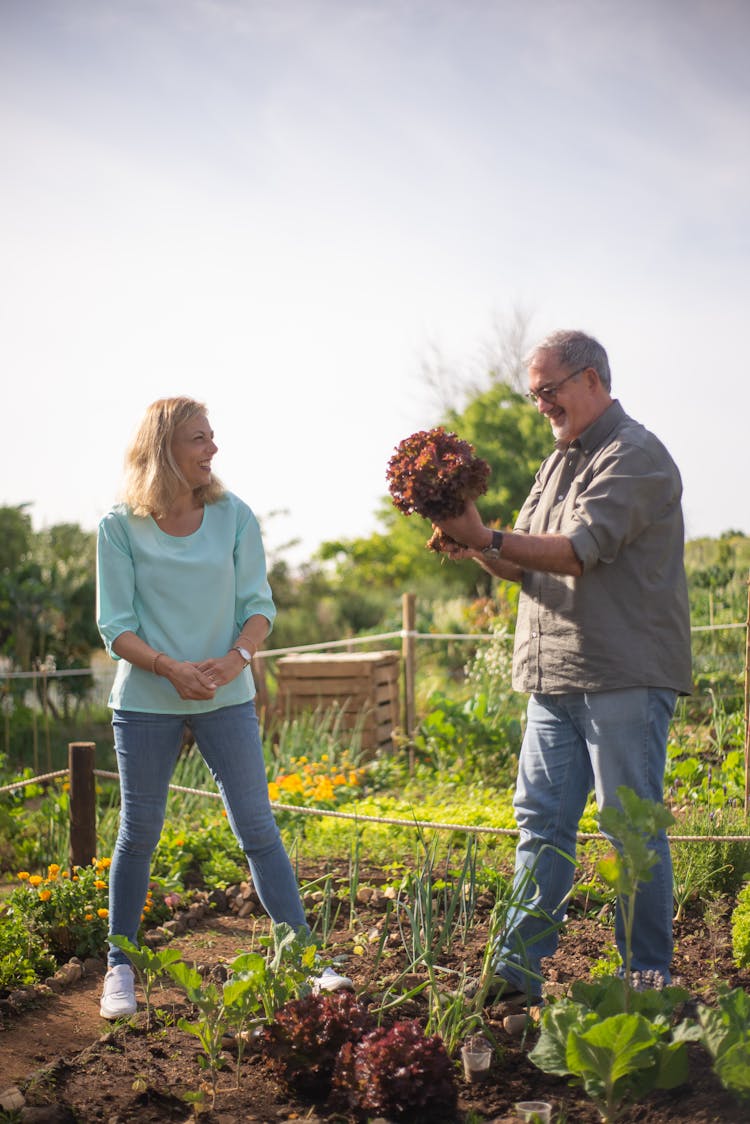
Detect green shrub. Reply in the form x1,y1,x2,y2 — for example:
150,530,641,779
0,908,56,989
731,881,750,969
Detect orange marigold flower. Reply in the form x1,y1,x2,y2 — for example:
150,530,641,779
268,781,280,801
312,778,335,802
17,871,30,881
38,889,52,901
279,773,304,794
333,773,347,786
97,908,109,919
29,874,43,887
48,863,61,876
84,913,94,921
94,880,107,890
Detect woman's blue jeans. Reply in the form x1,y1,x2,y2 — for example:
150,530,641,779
107,701,306,967
495,687,677,993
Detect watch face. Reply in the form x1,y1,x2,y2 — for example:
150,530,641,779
236,647,251,663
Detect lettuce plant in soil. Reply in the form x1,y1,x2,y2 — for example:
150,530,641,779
530,787,702,1121
332,1017,458,1122
697,984,750,1103
263,990,374,1098
386,426,491,551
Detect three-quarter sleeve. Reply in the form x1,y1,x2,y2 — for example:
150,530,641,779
96,511,140,658
233,506,277,633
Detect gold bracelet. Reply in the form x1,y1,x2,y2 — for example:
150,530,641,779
151,651,165,675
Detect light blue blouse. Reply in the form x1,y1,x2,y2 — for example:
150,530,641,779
96,492,276,714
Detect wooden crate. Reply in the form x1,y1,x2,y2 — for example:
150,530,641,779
276,651,400,752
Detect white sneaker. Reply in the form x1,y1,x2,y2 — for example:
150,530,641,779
312,966,354,994
100,964,137,1019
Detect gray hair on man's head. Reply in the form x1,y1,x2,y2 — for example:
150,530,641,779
525,329,612,392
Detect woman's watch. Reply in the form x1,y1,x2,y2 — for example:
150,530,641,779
231,646,253,667
481,530,504,559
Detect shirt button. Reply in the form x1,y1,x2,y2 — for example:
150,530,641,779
557,494,564,501
531,631,538,638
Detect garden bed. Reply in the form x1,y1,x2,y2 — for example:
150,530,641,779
1,861,748,1123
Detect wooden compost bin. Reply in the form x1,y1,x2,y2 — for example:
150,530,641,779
276,651,400,753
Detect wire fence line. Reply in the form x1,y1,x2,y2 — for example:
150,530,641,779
2,765,749,846
0,616,746,682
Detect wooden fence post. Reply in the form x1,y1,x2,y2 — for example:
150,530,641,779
69,741,97,869
402,594,416,766
744,572,749,818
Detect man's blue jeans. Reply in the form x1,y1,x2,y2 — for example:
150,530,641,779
495,687,677,993
107,701,306,967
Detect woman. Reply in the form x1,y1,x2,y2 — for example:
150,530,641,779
96,396,309,1019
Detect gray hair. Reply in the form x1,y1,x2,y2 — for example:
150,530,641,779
525,329,611,392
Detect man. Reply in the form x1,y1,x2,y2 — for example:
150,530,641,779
435,329,692,1005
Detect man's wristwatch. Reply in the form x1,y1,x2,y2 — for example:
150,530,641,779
231,646,253,667
481,530,504,559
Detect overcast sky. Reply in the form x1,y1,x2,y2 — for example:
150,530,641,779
3,0,748,565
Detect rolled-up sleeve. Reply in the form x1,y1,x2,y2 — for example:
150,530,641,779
566,442,682,572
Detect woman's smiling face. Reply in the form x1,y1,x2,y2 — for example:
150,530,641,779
171,412,218,490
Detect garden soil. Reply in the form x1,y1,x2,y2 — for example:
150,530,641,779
1,863,748,1124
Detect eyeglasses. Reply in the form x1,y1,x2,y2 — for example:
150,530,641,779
525,366,588,405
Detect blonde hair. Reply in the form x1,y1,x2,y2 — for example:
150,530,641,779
122,397,225,518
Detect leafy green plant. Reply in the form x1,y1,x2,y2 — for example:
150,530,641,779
168,959,228,1107
6,858,111,961
530,997,698,1122
597,788,675,1000
697,984,750,1103
671,805,750,917
730,880,750,969
109,935,183,1028
530,789,700,1121
0,908,56,989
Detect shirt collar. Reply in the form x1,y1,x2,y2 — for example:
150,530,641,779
556,399,625,456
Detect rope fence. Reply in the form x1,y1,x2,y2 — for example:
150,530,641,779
2,759,749,863
0,619,745,680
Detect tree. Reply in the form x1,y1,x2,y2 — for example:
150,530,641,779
316,382,551,602
0,509,98,715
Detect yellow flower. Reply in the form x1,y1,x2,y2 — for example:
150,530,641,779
348,771,361,787
298,755,308,765
333,773,347,786
268,781,280,801
321,753,329,762
17,871,30,881
94,880,107,890
48,863,61,876
38,889,52,901
312,778,335,802
97,908,109,919
29,875,43,887
99,857,112,869
62,871,70,879
84,913,94,921
279,773,304,794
